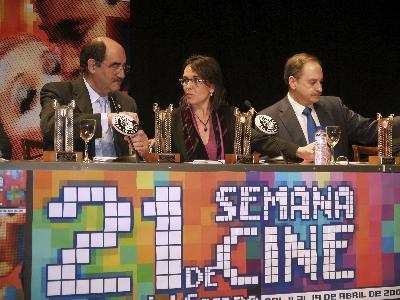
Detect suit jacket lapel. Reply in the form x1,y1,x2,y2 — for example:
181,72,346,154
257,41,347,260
314,101,334,126
278,97,308,145
71,77,93,114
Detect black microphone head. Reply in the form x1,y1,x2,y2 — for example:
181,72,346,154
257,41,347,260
244,100,252,108
112,114,140,136
243,99,257,114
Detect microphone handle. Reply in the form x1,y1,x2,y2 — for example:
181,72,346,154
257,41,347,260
109,94,137,153
109,94,121,113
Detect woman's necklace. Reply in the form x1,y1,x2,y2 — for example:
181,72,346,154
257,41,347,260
194,112,211,132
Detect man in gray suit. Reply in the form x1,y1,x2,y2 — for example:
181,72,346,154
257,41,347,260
258,52,399,160
40,37,149,158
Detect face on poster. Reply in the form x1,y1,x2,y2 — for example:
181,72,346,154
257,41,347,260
0,0,130,159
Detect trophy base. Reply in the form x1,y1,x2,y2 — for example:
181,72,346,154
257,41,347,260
145,153,181,163
43,151,82,162
225,153,260,164
368,156,400,165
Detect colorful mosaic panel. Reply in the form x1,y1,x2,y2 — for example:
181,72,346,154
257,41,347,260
0,170,27,300
30,170,400,299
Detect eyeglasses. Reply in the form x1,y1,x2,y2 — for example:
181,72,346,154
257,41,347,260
112,64,131,74
178,78,208,86
101,62,131,74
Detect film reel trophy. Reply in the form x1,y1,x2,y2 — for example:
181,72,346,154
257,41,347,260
225,107,259,164
369,113,398,164
146,103,180,163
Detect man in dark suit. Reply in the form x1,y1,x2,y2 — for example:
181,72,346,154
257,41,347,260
258,53,400,160
40,37,149,158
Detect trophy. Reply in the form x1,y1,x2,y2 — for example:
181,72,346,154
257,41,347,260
44,99,80,161
225,107,259,164
146,103,180,163
369,113,397,164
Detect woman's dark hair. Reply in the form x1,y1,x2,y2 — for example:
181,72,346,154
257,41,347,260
181,55,226,110
79,39,106,75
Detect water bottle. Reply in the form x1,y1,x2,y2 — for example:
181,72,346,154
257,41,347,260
314,126,328,165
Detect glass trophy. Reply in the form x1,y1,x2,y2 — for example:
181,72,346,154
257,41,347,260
44,99,79,161
225,107,259,164
146,103,180,163
369,113,396,164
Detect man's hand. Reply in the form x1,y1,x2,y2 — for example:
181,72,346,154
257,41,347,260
124,130,149,158
108,112,139,126
148,138,155,152
296,142,315,162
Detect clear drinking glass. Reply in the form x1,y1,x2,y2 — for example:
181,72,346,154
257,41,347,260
326,126,341,164
80,119,96,163
336,155,349,165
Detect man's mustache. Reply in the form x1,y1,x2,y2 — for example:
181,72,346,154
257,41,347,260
113,77,123,83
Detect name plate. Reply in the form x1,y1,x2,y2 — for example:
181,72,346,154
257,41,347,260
380,156,395,164
43,151,82,162
225,153,260,164
146,153,181,163
56,152,78,162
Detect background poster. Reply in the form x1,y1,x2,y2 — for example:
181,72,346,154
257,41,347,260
0,0,130,159
0,170,27,299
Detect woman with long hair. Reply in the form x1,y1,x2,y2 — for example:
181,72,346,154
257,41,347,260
171,55,314,162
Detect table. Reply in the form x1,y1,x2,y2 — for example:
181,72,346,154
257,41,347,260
1,162,399,300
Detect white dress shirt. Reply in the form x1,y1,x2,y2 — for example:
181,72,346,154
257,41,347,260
83,78,116,157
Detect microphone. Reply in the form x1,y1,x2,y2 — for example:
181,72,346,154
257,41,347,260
247,99,278,135
108,93,140,134
244,100,257,114
112,114,139,136
108,93,140,161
